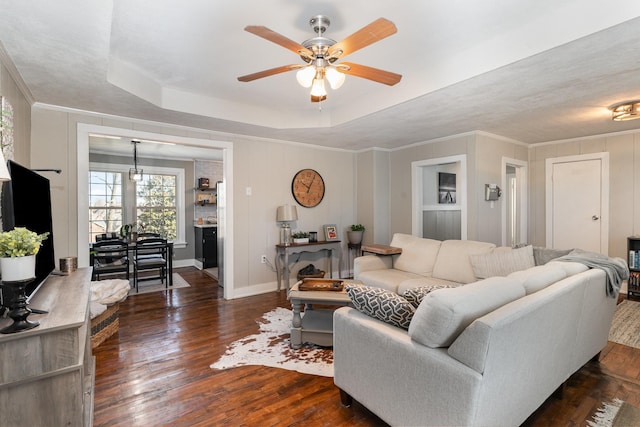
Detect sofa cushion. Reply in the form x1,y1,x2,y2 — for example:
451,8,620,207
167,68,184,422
402,285,454,308
357,269,423,293
546,260,590,276
408,276,526,348
507,265,567,294
432,240,496,284
469,245,535,279
533,246,572,265
345,284,415,329
389,233,442,276
396,277,461,295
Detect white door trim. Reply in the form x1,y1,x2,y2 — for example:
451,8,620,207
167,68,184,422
411,155,467,240
545,152,609,254
501,157,528,247
77,123,235,298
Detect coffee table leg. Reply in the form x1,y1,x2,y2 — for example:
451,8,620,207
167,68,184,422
291,301,303,349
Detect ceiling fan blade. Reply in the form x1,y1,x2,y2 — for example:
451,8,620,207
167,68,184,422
237,64,303,82
339,62,402,86
328,18,397,59
244,26,313,59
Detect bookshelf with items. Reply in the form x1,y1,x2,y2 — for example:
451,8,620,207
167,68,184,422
627,237,640,300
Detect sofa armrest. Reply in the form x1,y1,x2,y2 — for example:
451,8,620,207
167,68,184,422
354,254,393,278
333,307,481,426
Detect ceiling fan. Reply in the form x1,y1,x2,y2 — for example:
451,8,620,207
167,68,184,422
237,15,402,102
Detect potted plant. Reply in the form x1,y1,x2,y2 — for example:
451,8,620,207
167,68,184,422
347,224,365,245
0,227,49,281
292,231,310,244
120,223,139,241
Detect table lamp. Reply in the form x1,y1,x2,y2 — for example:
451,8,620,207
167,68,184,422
276,205,298,246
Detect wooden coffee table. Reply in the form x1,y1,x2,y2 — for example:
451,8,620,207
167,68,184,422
287,279,360,349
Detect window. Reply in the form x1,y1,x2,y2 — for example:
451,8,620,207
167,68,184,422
136,174,177,240
89,163,185,245
89,171,123,242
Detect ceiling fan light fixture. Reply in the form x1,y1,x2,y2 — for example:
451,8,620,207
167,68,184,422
310,77,327,97
296,66,315,88
325,66,345,89
610,100,640,121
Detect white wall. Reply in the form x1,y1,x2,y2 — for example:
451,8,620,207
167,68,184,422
528,131,640,260
386,132,527,244
29,105,355,298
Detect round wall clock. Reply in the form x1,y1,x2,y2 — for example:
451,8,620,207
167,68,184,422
292,169,325,208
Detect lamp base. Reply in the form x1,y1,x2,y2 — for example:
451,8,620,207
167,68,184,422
0,278,39,334
280,224,292,246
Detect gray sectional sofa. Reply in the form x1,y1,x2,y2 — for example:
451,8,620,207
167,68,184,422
333,233,622,426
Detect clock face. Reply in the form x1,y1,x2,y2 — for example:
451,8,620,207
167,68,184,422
292,169,325,208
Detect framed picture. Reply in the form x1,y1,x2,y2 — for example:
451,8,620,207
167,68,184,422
323,224,339,241
438,172,456,204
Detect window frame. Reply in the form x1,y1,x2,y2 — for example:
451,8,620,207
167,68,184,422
89,162,186,247
88,170,124,242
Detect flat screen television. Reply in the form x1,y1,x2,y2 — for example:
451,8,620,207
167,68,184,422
0,160,55,307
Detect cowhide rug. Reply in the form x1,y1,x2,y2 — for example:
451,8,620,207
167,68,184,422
210,307,334,377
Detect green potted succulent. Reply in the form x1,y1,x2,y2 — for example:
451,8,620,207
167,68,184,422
0,227,50,281
347,224,365,245
292,231,310,244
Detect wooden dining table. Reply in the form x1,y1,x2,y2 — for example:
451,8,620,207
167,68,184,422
90,239,174,286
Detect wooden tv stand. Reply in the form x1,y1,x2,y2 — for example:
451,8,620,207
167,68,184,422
0,268,94,426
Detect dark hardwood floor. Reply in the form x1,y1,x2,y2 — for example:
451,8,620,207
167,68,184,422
93,268,640,426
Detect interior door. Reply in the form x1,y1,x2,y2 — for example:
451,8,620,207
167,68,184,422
546,154,609,254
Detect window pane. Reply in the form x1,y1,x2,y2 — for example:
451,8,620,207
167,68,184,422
89,171,123,243
135,173,178,240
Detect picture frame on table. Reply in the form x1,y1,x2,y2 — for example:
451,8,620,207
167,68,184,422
323,224,339,241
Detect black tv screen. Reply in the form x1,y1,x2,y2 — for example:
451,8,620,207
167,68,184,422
1,160,55,305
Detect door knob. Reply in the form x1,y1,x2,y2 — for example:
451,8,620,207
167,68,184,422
592,215,600,220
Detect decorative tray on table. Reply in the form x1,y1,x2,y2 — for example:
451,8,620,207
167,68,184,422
299,278,344,291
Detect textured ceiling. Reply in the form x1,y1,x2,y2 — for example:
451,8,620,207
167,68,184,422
1,1,640,151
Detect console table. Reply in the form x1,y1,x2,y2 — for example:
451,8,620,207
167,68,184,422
0,268,94,426
275,241,341,291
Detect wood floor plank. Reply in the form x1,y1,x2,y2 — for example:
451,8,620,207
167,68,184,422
93,268,640,426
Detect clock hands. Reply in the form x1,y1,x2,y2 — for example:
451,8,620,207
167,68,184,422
306,175,316,193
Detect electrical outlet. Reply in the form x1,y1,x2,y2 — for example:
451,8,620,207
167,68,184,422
261,255,267,264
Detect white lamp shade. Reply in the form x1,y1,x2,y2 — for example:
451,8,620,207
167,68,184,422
276,205,298,222
310,78,327,97
325,66,346,90
296,66,316,88
0,151,10,181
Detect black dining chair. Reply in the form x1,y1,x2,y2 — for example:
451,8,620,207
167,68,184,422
137,232,161,240
92,240,130,281
95,232,120,242
133,237,169,291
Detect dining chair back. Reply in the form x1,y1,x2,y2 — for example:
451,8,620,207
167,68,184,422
92,240,129,281
133,238,169,291
95,232,119,242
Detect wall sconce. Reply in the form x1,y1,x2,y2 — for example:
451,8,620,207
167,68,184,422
276,205,298,246
485,184,502,201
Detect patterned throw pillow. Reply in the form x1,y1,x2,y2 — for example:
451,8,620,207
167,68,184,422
345,284,415,329
403,285,454,308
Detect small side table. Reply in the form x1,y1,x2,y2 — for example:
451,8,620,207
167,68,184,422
361,244,402,256
347,243,361,278
361,244,403,268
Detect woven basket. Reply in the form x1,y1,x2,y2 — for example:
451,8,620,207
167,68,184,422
91,303,119,349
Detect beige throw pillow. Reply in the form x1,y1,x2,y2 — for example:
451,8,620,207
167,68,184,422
469,245,535,279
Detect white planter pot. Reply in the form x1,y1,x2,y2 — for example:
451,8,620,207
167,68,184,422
0,255,36,282
347,230,364,245
293,238,309,244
